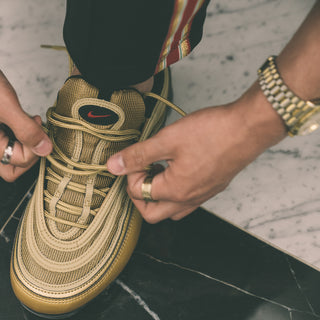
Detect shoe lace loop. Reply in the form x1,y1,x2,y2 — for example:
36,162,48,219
43,103,141,229
40,54,186,229
143,92,186,117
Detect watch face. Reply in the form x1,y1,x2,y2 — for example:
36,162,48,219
298,111,320,135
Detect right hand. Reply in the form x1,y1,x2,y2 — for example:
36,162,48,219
107,81,287,223
0,70,52,182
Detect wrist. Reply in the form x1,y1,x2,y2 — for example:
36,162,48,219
235,80,287,151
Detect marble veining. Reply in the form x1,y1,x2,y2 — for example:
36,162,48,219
0,0,319,272
285,256,316,315
136,252,320,319
115,279,161,320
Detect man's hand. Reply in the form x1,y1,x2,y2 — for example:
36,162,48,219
0,71,52,182
107,82,287,223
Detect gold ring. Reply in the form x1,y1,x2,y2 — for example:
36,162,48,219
141,175,155,202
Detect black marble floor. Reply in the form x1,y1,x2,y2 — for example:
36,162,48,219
0,166,320,320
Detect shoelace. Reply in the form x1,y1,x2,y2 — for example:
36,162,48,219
43,92,186,230
41,43,187,229
43,103,140,229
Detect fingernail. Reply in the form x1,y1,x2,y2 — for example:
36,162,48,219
32,139,52,156
107,154,125,175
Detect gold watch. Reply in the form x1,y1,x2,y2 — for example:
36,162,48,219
258,55,320,136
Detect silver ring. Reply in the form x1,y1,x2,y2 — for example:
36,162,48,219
141,175,156,202
1,138,15,165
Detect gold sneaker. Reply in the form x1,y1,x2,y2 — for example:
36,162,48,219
10,69,171,318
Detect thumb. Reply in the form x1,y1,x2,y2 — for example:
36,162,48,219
107,135,169,175
0,71,52,156
9,112,52,156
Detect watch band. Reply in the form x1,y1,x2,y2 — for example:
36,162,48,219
258,55,318,136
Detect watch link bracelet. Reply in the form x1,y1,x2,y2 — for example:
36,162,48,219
258,55,320,136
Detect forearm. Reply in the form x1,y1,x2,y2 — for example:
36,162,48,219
277,0,320,101
234,1,320,149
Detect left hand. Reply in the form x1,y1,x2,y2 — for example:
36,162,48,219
0,70,52,182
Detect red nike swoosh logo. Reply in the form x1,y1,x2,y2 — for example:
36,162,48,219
87,111,112,119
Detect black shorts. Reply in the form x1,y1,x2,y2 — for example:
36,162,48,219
63,0,210,90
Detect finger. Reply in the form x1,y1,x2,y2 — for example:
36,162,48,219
33,115,43,126
7,140,38,168
0,73,52,156
0,159,38,182
127,167,181,203
127,165,226,204
131,197,196,224
0,125,37,168
107,133,171,175
6,113,51,157
170,206,198,221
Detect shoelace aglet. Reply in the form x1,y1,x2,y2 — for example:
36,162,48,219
41,44,74,75
40,44,67,51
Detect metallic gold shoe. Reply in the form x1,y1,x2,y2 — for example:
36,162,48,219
10,69,171,318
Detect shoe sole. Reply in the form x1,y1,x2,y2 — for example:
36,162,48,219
22,303,80,319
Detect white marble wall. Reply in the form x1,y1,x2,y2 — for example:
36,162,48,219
0,0,67,118
172,0,320,269
1,0,319,269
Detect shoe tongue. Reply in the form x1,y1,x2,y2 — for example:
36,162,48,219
54,77,146,161
55,76,145,130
